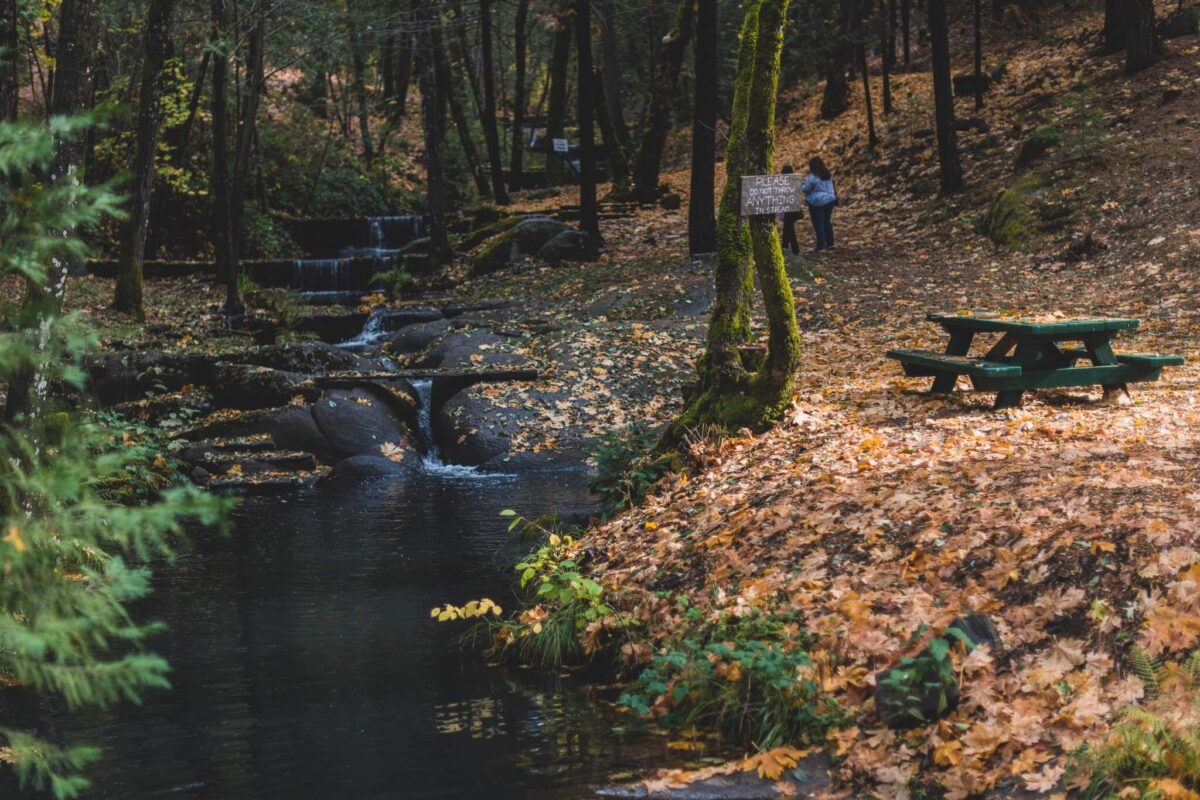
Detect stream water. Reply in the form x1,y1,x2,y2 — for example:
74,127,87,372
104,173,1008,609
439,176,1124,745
36,469,690,799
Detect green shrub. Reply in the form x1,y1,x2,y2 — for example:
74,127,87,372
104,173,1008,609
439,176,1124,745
590,423,671,511
618,611,844,748
984,173,1045,249
433,511,630,671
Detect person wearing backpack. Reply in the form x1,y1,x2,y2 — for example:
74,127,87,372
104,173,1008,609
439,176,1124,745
801,157,837,251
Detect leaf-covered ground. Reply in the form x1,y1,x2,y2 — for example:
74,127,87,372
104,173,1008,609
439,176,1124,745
566,3,1200,797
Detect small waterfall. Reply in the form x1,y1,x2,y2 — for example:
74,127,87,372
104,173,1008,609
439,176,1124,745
410,379,497,478
339,309,388,350
367,215,424,250
292,258,345,291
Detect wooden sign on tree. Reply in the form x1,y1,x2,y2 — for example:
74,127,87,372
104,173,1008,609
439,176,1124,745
739,173,803,216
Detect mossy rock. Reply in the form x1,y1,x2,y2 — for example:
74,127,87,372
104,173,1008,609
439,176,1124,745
469,216,572,277
458,214,523,252
1014,125,1061,168
984,174,1046,249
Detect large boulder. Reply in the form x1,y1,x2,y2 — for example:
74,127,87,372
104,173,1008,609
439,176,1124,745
408,329,534,371
186,406,335,462
325,453,419,480
87,350,218,406
536,230,592,265
388,318,453,355
223,341,363,374
470,216,572,276
310,388,420,460
434,385,588,471
209,364,318,410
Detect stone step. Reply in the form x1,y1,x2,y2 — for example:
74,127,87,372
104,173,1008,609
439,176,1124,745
196,450,319,475
203,471,323,496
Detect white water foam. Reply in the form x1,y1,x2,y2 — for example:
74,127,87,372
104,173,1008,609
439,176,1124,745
410,379,510,479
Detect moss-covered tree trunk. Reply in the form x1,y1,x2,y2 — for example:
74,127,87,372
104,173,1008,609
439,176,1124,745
666,0,799,443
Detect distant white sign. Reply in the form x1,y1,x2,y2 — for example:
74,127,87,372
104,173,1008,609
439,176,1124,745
740,173,803,216
552,138,569,153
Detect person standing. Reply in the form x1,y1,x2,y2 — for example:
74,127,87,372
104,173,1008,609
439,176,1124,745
801,157,837,251
780,165,802,255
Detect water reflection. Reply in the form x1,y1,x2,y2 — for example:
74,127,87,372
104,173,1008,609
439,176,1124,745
5,472,698,799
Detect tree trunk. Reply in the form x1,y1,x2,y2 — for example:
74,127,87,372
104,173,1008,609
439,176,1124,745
449,0,483,117
419,14,453,268
392,32,415,117
509,0,529,188
231,4,265,265
880,0,893,113
928,0,961,193
545,5,572,185
973,0,984,110
858,38,878,149
820,1,853,119
348,16,375,163
113,0,177,319
433,23,489,196
901,0,911,67
630,0,695,203
0,0,17,122
593,67,631,194
1123,0,1158,73
670,0,798,441
210,0,242,318
1102,0,1125,54
688,0,718,255
600,0,632,153
5,0,95,422
381,32,396,101
479,0,509,204
574,0,600,248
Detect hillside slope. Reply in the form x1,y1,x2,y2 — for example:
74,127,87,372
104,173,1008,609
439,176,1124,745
566,3,1200,797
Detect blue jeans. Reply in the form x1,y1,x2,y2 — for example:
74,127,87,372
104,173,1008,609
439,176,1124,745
808,203,834,250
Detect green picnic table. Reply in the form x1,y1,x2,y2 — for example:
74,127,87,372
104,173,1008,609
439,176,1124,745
887,312,1184,409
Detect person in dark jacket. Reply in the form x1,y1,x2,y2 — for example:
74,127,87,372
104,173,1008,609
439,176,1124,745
779,165,802,255
801,157,837,251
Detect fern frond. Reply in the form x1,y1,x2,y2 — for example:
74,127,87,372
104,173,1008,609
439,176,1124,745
1131,645,1163,698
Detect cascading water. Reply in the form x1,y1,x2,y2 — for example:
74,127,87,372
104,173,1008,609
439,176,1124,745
410,379,499,478
367,215,424,251
292,258,345,291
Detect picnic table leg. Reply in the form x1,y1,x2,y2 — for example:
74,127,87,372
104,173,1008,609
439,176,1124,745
930,329,974,394
1084,336,1131,404
993,341,1039,409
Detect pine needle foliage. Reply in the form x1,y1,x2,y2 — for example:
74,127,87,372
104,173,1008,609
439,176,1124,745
0,117,229,798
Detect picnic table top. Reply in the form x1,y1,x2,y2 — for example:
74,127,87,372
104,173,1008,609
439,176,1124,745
926,312,1141,337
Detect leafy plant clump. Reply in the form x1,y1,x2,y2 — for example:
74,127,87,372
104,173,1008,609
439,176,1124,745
433,511,629,671
590,423,672,511
618,610,845,748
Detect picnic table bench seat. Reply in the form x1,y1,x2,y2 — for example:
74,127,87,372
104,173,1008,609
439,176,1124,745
887,312,1184,409
886,349,1021,379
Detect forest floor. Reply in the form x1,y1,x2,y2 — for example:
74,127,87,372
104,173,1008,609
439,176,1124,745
42,2,1200,797
568,5,1200,799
